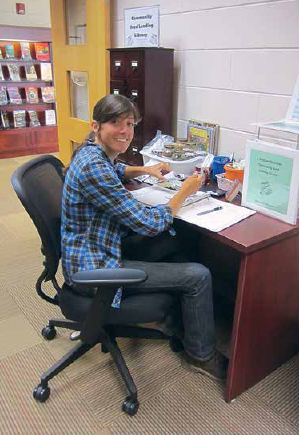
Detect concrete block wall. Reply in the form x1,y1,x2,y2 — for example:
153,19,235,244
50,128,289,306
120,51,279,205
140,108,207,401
111,0,299,159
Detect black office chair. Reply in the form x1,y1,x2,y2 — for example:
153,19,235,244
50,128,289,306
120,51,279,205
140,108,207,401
11,154,183,416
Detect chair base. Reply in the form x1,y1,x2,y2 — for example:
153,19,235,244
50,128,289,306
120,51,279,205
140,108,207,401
34,320,183,416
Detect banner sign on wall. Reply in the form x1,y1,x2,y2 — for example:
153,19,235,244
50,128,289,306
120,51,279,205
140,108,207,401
242,140,299,224
124,5,160,48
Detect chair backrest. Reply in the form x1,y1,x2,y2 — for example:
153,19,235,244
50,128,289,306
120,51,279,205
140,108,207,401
11,155,65,281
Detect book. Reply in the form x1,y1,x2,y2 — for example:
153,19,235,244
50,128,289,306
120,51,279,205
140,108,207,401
7,87,22,104
20,42,31,60
34,42,50,61
41,86,55,103
187,123,213,153
45,109,56,125
0,110,10,128
40,63,52,81
188,119,220,155
25,87,39,103
28,110,40,127
0,86,8,105
0,48,3,59
25,64,37,81
7,64,20,81
0,67,4,81
13,110,26,128
5,44,15,59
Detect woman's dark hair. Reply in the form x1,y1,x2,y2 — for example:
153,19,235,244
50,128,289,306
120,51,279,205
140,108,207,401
93,94,141,125
66,94,141,170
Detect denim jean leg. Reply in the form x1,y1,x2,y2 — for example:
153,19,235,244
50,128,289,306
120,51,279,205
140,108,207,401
123,260,216,362
181,263,215,361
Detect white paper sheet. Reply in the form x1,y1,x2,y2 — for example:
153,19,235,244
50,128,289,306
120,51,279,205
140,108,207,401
131,186,256,232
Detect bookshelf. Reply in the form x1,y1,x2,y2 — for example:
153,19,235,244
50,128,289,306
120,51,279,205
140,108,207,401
0,39,58,158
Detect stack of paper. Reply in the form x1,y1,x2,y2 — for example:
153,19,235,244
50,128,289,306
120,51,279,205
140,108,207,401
131,186,256,232
176,197,256,232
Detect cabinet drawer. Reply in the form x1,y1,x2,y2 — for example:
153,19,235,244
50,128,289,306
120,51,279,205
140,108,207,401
126,80,144,115
126,51,144,79
110,52,127,79
110,79,126,96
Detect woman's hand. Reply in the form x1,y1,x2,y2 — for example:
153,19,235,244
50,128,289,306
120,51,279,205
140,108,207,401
167,173,203,216
146,162,171,180
180,173,203,197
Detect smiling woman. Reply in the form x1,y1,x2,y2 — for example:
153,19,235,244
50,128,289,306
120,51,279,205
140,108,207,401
60,94,227,381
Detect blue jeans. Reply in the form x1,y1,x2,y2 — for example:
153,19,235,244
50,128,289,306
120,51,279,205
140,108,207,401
122,233,216,361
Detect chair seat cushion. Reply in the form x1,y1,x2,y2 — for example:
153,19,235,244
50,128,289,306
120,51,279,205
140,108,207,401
60,283,175,325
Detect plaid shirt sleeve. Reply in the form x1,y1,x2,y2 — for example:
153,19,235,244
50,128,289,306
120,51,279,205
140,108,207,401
78,158,173,237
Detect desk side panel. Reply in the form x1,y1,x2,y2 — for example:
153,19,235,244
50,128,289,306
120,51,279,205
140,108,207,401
226,233,299,402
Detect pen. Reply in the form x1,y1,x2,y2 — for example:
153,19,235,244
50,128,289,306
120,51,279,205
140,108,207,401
197,206,223,216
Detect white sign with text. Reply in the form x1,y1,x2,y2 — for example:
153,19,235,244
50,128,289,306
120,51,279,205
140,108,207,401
124,5,160,48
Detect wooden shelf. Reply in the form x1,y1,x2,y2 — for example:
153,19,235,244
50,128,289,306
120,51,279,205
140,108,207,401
0,37,58,158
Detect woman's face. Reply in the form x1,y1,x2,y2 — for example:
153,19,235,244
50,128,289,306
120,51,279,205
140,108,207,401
96,113,135,156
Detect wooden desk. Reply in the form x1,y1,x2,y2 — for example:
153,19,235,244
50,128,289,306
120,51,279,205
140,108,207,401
128,181,299,401
176,210,299,402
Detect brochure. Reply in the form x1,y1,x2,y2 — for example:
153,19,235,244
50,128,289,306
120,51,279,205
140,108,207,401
7,87,22,104
25,87,39,103
8,64,20,81
20,42,32,60
0,86,8,105
34,42,50,61
40,63,52,81
45,109,56,125
41,86,55,103
0,110,10,128
13,110,26,128
25,64,37,81
5,44,15,59
28,110,40,127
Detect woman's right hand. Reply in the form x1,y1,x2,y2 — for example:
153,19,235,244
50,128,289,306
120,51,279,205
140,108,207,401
167,172,202,216
180,173,203,197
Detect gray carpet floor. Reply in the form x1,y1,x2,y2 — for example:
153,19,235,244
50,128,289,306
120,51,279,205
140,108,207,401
0,153,298,434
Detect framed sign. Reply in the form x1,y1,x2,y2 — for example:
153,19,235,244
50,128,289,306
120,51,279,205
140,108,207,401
242,140,299,224
125,5,160,48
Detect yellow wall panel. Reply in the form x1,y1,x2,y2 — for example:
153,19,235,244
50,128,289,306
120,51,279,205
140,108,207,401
49,0,110,164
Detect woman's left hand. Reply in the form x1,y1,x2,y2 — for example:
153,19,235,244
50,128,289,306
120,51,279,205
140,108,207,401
147,162,171,180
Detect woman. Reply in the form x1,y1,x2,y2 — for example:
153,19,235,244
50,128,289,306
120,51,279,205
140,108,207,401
61,94,227,380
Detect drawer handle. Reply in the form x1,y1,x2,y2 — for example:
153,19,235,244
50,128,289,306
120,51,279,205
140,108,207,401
114,60,121,69
113,89,120,95
132,147,138,153
131,60,138,69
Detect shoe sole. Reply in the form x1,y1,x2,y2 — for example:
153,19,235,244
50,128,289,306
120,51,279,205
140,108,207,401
181,357,226,381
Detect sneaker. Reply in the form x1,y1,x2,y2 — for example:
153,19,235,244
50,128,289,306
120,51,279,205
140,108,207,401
182,349,228,380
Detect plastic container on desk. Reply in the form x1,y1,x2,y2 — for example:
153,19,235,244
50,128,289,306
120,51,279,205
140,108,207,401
224,163,244,183
212,156,230,180
141,149,205,175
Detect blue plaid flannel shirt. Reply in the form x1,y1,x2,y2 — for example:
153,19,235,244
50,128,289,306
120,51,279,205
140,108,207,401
61,142,173,305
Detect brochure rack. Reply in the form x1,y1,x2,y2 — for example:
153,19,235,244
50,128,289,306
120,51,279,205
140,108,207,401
0,39,58,158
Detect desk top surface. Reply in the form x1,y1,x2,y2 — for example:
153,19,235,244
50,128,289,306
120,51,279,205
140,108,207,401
127,181,299,254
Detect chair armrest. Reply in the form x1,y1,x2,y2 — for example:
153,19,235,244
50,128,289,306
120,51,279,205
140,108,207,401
71,268,148,288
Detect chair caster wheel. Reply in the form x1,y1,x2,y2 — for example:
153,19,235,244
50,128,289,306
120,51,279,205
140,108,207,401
122,396,139,416
169,336,184,353
41,326,56,340
33,384,50,403
101,343,109,353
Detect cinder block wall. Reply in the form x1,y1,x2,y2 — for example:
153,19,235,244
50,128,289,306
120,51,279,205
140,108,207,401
111,0,299,158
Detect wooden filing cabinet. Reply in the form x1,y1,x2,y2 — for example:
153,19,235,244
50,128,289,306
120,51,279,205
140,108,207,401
109,47,174,165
